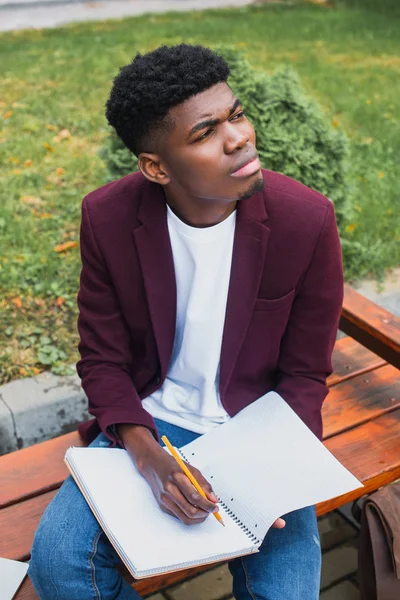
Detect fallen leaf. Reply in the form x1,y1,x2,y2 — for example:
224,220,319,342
43,142,54,152
40,213,52,219
46,124,57,131
21,195,42,206
19,367,28,377
55,296,66,306
53,240,78,253
55,167,65,176
33,367,41,375
378,171,385,179
3,110,13,120
24,159,33,168
12,168,21,175
12,296,22,308
54,129,71,142
332,118,339,127
345,223,357,234
34,298,45,306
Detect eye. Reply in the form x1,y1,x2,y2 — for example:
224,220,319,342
231,110,246,121
195,129,214,142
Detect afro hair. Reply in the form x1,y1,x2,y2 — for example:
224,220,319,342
105,44,230,156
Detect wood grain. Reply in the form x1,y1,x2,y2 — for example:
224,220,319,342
323,363,400,438
2,338,388,510
0,490,56,561
14,577,39,600
5,410,400,570
340,284,400,368
0,431,82,509
328,336,386,387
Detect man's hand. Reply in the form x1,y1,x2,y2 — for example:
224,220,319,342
117,424,218,526
117,424,286,529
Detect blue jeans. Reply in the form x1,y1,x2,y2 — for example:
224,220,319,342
29,419,321,599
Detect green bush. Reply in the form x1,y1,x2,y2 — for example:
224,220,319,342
100,45,353,231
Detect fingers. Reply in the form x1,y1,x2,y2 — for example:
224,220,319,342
272,517,286,529
160,492,209,526
172,468,218,514
161,479,210,521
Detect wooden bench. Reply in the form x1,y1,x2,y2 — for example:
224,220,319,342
1,284,399,599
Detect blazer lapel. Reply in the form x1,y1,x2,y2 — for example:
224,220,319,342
133,182,176,382
219,189,270,395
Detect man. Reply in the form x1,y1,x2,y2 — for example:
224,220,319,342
29,44,343,599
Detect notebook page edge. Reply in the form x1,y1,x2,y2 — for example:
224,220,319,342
64,451,138,580
134,546,259,579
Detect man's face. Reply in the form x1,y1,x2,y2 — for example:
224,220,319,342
156,82,263,203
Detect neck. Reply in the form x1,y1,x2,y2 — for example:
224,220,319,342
163,188,237,228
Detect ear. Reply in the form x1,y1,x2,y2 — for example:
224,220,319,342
138,153,170,185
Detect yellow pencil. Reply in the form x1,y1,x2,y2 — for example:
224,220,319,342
161,435,225,527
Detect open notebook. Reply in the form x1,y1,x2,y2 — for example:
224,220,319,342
65,391,362,579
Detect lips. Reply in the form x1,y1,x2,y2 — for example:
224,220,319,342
230,155,261,178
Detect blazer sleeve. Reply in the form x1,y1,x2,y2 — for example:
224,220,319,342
274,201,344,439
76,198,158,443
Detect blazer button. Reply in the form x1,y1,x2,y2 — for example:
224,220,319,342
155,375,161,385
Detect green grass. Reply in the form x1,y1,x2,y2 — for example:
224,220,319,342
0,0,399,382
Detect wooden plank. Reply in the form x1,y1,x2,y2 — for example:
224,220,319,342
319,410,400,514
4,411,400,569
328,336,386,387
16,563,219,600
323,363,400,439
0,431,83,509
0,490,57,562
14,577,39,600
340,284,400,368
0,356,399,507
1,339,387,510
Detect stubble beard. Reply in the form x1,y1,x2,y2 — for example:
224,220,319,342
236,174,264,202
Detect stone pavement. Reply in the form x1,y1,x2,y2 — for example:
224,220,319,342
144,511,361,599
0,0,256,32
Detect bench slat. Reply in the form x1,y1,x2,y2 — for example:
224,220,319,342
0,337,386,510
13,577,38,600
3,410,399,568
328,336,386,387
321,409,400,512
323,363,400,438
16,562,220,600
340,284,400,368
0,431,82,509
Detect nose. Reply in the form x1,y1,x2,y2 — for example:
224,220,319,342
224,123,249,154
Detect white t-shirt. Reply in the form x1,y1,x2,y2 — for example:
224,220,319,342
142,205,236,433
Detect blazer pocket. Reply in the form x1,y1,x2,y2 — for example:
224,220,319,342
253,289,296,312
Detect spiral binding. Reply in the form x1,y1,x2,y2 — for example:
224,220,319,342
179,449,262,546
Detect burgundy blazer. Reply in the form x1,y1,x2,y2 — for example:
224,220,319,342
77,169,343,444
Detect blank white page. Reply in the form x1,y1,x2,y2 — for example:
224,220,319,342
0,558,28,600
180,392,363,540
65,447,257,578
